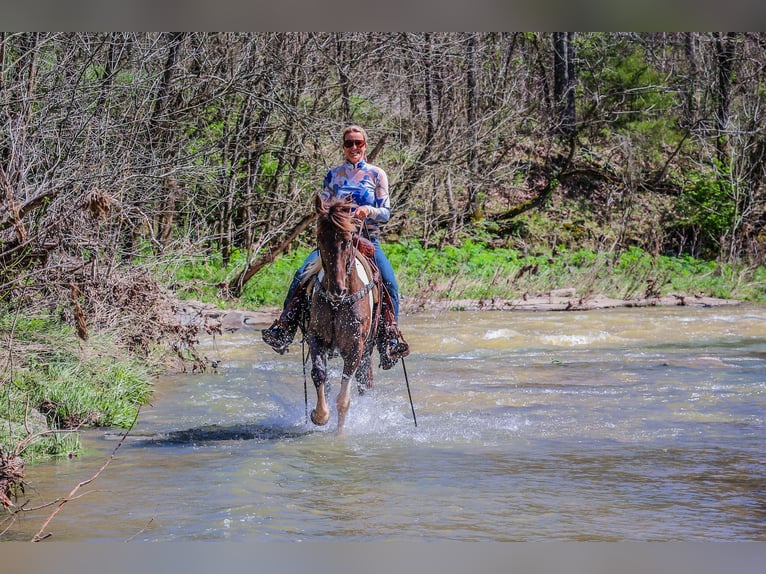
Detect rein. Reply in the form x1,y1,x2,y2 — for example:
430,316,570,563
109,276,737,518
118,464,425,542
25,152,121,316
314,271,375,310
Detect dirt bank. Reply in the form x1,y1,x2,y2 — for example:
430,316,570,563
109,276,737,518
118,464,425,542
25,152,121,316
405,289,741,313
178,289,742,334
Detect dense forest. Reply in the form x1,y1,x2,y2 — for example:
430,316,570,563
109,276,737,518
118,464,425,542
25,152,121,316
3,32,765,284
2,32,766,475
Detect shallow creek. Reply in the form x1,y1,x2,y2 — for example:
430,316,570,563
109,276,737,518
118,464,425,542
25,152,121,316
8,305,766,541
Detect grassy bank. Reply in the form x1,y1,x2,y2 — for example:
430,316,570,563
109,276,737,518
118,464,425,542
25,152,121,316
390,241,766,305
170,240,766,310
0,313,153,466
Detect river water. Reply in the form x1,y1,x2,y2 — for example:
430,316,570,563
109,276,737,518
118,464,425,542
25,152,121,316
6,305,766,541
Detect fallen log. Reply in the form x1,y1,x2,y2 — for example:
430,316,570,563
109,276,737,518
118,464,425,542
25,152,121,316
227,211,318,298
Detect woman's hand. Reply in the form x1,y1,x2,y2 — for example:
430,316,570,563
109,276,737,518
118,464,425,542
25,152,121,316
353,206,371,220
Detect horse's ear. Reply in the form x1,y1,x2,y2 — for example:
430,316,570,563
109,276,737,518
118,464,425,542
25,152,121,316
315,194,323,214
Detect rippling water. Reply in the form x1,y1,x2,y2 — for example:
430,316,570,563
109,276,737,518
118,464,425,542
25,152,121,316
8,305,766,541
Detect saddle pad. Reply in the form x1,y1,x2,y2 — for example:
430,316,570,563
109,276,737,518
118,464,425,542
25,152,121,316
355,258,375,317
356,255,379,305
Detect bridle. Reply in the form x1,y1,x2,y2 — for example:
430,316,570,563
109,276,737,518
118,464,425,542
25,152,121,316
315,274,375,310
314,222,374,310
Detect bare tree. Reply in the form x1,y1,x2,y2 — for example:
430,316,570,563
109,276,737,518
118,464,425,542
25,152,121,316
464,33,480,224
553,32,577,136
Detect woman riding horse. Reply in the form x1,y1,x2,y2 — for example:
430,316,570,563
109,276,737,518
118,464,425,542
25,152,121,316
304,194,379,431
262,125,409,369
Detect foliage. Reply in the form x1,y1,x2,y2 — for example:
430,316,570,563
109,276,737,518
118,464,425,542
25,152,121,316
353,240,765,304
238,249,315,307
577,35,683,167
579,37,677,128
675,163,737,258
166,233,766,311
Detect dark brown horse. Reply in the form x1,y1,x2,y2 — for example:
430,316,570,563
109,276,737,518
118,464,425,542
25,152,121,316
305,195,379,432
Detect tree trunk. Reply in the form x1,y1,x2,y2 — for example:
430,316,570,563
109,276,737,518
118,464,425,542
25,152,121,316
335,34,351,123
682,32,698,127
424,33,436,144
714,32,737,163
465,33,480,222
158,177,178,248
553,32,576,136
228,212,318,297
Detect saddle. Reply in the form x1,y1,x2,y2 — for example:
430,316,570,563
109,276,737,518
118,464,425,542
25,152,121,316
354,234,376,260
353,235,379,307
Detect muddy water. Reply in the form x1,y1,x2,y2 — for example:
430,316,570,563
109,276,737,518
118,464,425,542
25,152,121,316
7,305,766,541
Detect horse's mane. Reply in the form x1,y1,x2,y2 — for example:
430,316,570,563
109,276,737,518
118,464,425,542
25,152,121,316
317,195,357,234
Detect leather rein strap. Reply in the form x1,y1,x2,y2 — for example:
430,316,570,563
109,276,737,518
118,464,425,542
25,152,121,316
314,271,376,310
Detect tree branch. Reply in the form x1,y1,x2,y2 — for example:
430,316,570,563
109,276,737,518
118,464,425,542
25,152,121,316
31,410,139,542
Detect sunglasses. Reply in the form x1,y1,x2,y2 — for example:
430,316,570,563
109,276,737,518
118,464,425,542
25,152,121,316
343,139,365,148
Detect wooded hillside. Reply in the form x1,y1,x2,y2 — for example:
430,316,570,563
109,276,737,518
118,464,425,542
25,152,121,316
2,32,765,311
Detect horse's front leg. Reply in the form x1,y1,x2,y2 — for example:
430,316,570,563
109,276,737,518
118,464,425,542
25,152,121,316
336,340,365,433
309,340,330,426
335,375,352,434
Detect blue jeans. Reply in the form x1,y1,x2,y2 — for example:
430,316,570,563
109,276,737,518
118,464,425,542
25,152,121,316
285,238,400,319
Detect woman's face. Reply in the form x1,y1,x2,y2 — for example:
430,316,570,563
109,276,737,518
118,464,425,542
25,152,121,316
342,131,366,164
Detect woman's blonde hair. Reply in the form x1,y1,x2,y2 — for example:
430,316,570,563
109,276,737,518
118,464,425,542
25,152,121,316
342,125,368,143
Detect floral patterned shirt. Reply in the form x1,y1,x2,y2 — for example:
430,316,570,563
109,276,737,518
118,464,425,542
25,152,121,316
321,159,390,238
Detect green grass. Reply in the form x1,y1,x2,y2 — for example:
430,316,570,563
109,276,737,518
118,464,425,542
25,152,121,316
172,246,313,308
386,240,766,303
168,239,766,310
1,313,154,463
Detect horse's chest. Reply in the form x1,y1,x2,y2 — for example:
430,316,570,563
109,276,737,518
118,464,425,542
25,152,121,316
310,260,374,346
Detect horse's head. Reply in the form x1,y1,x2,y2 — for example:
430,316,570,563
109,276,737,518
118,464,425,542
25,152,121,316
315,195,359,297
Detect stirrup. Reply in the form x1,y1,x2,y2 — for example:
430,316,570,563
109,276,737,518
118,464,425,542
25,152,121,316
379,352,396,370
389,337,410,360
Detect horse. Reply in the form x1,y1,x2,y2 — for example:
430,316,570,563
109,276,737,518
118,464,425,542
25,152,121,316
304,194,379,433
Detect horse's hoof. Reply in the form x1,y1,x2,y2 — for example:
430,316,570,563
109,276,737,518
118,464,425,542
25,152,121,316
310,409,329,426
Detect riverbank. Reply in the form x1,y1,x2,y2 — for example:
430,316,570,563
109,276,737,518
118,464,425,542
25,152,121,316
178,289,743,334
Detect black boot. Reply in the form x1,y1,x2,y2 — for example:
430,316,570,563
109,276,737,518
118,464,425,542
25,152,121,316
262,318,297,354
376,287,410,370
262,282,308,354
388,331,410,360
377,324,410,370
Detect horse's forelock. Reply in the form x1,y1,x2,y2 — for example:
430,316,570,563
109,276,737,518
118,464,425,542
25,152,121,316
319,196,356,234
